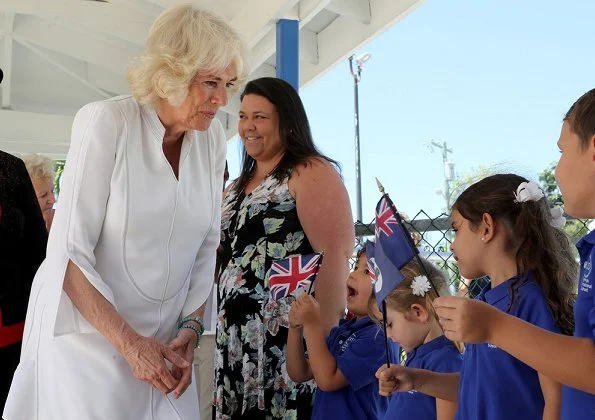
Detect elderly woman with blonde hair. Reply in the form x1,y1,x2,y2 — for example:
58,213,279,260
4,4,246,420
22,153,56,231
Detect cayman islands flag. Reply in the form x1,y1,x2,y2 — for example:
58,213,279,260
368,196,416,308
366,239,405,309
268,253,322,301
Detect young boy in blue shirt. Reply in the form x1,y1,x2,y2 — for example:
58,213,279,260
423,89,595,419
287,248,395,419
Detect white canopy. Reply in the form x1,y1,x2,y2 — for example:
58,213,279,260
0,0,423,158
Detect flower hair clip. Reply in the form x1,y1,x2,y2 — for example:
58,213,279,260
550,205,567,229
411,275,432,297
513,181,544,203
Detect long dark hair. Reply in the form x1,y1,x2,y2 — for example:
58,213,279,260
452,174,577,335
233,77,339,193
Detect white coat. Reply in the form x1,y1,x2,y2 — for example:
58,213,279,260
4,96,224,419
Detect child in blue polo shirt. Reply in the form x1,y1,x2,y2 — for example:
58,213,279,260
377,173,578,420
378,259,462,420
412,89,595,419
287,247,396,420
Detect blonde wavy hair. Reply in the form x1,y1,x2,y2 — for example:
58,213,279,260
384,259,450,318
368,258,450,321
128,4,248,107
22,153,55,182
368,258,463,352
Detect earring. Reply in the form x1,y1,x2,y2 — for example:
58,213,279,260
481,237,485,242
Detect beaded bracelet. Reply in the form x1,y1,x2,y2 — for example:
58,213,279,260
180,324,202,349
178,316,205,336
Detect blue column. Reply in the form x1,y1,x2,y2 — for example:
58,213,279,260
276,19,299,92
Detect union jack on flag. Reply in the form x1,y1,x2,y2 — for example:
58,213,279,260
374,196,416,272
367,195,416,309
268,253,322,301
375,197,400,237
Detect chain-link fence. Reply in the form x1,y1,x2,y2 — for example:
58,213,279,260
353,211,592,298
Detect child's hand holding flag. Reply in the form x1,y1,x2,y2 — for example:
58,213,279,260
290,294,321,328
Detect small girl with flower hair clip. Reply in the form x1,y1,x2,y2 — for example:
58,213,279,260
377,173,578,420
370,258,462,420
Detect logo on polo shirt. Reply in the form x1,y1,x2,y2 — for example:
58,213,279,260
340,333,357,353
584,255,592,279
581,255,593,294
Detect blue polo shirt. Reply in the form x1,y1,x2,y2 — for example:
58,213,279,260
312,316,396,420
561,230,595,419
385,335,462,419
457,274,559,420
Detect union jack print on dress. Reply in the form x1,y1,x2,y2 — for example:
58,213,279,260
268,253,322,301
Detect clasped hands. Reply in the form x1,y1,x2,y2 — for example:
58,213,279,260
120,325,198,399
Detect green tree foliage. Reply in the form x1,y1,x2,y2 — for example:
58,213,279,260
53,160,65,197
538,161,590,243
448,165,496,206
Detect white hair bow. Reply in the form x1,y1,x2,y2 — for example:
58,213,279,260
513,181,544,203
550,205,567,229
411,275,432,297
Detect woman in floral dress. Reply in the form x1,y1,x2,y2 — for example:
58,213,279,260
215,78,355,419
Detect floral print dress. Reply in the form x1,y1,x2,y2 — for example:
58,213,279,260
215,174,316,419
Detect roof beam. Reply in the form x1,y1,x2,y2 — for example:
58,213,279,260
327,0,372,25
14,36,111,99
87,65,130,96
2,13,15,109
301,0,422,87
14,15,136,76
299,0,335,22
143,0,233,18
106,0,163,19
143,0,186,8
0,109,73,158
0,0,152,45
231,0,298,49
300,29,319,65
249,30,277,72
248,62,278,82
249,0,334,70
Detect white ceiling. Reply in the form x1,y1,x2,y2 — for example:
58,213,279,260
0,0,423,158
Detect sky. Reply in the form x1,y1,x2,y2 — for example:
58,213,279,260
225,0,595,223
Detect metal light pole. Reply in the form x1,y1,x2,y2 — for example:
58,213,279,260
429,140,454,211
349,52,371,222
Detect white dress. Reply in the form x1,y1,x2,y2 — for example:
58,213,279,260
4,96,225,420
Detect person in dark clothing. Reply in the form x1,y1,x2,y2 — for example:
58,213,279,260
0,150,47,411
